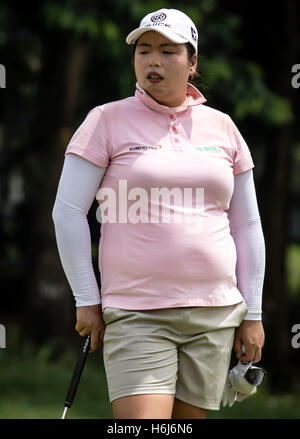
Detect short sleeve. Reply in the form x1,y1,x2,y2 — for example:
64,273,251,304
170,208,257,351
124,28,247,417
64,106,110,168
225,115,255,175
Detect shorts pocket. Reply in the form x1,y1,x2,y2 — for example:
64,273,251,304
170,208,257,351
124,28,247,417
102,307,115,325
102,307,123,325
239,301,248,321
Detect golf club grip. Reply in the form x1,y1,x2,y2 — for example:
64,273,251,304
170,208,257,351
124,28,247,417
64,334,91,408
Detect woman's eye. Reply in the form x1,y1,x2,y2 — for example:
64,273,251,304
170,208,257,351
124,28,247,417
139,51,149,55
163,51,175,54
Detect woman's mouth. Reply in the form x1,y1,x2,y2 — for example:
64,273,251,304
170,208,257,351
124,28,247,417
147,72,163,84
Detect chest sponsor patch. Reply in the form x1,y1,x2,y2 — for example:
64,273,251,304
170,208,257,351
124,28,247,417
129,145,162,151
196,146,222,152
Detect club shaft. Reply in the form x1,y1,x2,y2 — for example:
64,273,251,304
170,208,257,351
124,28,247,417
61,334,91,418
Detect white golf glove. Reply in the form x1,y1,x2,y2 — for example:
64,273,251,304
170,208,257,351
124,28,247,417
221,360,266,407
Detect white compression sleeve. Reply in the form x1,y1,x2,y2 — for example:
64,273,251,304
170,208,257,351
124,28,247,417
227,169,266,320
52,153,106,307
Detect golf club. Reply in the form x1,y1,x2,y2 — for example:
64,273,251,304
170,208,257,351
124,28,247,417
61,334,91,419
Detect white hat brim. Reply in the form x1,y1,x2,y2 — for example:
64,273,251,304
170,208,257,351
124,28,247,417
126,27,188,46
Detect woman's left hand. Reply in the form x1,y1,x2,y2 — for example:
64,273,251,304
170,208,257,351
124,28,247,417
234,320,265,363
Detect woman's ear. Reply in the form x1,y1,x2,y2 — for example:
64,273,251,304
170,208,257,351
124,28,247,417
189,53,197,75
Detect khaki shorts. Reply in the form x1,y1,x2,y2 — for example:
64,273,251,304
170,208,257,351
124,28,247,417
102,301,248,410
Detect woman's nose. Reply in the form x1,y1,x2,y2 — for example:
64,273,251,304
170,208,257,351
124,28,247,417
148,54,160,67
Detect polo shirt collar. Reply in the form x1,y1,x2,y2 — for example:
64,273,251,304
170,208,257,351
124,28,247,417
135,82,207,114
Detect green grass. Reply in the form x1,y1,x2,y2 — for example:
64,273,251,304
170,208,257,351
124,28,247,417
208,391,300,419
0,342,113,419
0,341,300,419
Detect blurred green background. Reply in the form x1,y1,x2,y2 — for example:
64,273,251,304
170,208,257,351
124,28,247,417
0,0,300,419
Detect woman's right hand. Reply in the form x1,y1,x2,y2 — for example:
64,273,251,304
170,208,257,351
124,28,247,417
75,304,106,352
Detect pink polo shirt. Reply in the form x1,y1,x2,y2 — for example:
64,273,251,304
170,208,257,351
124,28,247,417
65,82,255,310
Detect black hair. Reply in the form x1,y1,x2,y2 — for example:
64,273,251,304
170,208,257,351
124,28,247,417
129,40,203,88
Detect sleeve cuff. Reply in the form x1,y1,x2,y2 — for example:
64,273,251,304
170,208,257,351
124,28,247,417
244,311,262,321
74,295,102,307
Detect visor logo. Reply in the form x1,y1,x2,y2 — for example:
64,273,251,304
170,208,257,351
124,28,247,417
191,27,197,42
151,12,167,22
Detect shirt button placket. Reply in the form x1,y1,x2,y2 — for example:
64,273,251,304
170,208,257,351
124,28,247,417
169,113,182,151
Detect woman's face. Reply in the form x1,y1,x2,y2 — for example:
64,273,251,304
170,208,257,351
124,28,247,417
134,31,197,107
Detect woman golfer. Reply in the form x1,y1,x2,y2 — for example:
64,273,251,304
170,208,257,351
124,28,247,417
52,8,265,419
